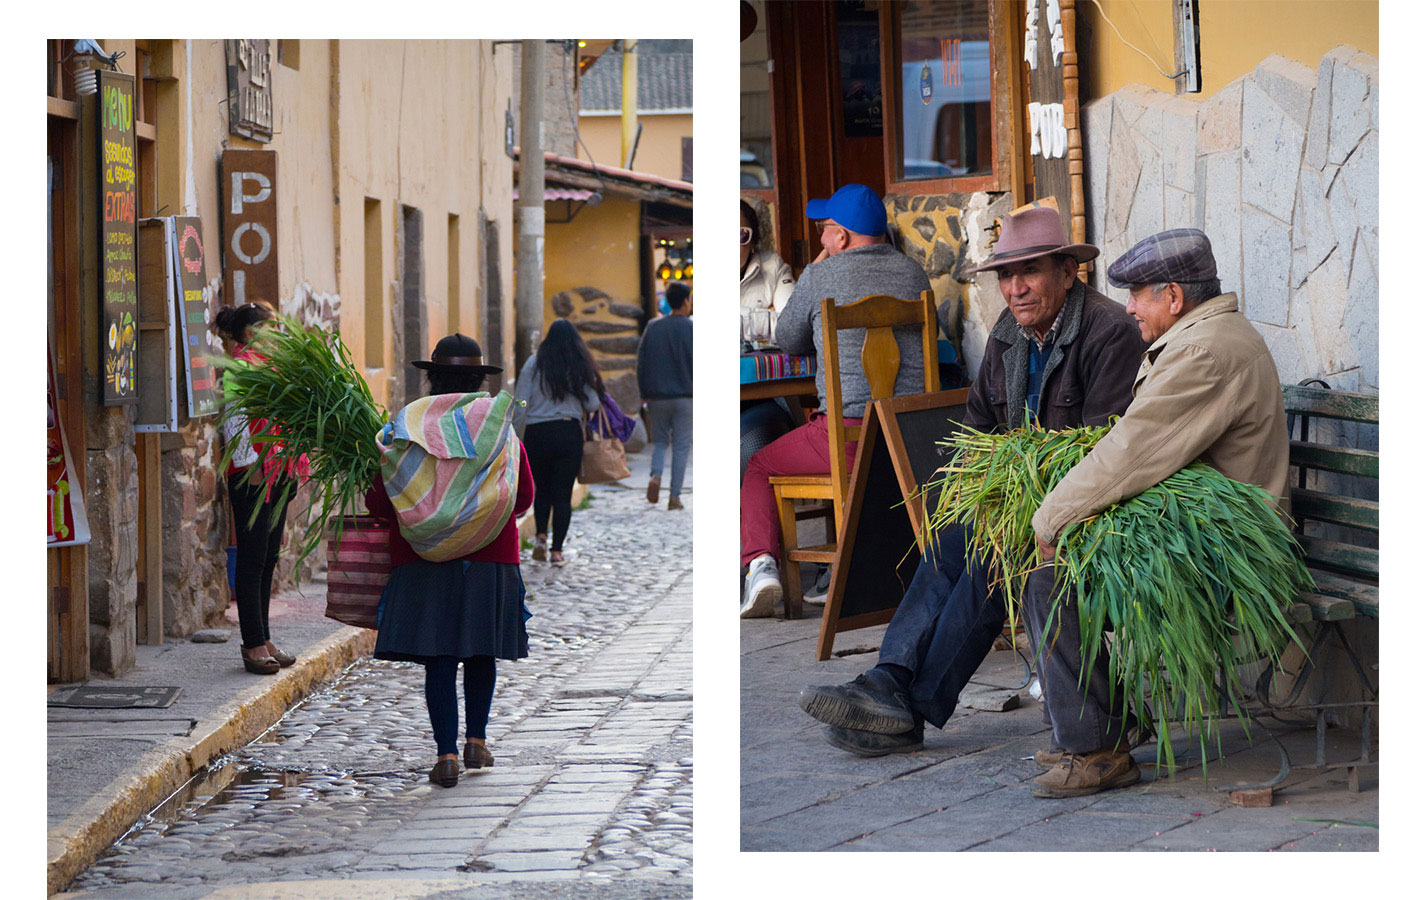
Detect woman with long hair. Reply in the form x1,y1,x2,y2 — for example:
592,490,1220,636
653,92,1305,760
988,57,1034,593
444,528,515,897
513,318,604,565
364,334,533,787
214,302,309,675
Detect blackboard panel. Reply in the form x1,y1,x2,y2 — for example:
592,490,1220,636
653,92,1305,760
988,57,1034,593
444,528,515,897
877,389,971,537
837,418,920,621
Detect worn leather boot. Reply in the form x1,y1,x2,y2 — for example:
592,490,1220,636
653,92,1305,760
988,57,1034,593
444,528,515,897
798,668,916,735
1032,746,1140,798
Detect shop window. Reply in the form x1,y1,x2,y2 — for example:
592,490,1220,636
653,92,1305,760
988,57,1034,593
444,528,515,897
364,198,384,369
883,0,1000,193
740,0,774,189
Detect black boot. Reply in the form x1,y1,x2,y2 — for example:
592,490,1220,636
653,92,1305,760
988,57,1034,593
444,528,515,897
798,667,916,734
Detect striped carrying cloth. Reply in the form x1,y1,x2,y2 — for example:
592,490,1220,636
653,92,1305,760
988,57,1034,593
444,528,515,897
325,515,391,629
377,390,522,562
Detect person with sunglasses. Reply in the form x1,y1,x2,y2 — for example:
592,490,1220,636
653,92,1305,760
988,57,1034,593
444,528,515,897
739,199,800,486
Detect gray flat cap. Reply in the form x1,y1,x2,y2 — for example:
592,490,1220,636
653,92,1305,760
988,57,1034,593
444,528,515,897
1106,228,1218,288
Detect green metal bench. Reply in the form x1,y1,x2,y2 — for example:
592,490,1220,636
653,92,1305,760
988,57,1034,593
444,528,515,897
1246,382,1379,792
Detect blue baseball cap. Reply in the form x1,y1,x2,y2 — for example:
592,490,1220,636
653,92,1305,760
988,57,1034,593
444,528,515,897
804,184,888,237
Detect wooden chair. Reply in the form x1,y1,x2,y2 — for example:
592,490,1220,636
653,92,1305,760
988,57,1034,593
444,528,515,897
769,291,940,618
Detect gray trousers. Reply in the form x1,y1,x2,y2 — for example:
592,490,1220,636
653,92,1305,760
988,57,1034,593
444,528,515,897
647,397,692,499
1020,562,1134,754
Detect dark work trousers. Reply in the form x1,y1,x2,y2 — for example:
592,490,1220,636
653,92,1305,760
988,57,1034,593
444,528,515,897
524,419,584,552
227,474,292,651
1018,562,1133,754
876,522,1132,753
424,656,497,756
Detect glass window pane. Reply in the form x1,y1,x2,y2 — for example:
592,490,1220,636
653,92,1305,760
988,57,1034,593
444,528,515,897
897,0,993,181
741,0,774,188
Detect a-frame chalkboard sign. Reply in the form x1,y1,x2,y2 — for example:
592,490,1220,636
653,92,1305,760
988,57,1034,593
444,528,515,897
815,388,971,660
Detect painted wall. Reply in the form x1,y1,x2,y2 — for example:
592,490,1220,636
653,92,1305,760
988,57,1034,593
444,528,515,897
1080,0,1378,101
78,39,515,667
578,113,693,182
543,197,647,411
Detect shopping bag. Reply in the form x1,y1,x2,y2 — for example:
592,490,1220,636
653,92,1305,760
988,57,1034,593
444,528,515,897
579,407,631,484
324,515,391,629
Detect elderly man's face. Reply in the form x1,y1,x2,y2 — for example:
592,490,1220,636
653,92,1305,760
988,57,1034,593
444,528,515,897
1126,283,1184,342
995,256,1076,336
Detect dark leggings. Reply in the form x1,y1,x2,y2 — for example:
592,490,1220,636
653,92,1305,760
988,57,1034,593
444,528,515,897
227,474,291,651
524,419,585,552
424,656,497,755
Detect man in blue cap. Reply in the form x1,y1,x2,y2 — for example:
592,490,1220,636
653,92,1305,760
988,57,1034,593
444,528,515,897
740,184,931,617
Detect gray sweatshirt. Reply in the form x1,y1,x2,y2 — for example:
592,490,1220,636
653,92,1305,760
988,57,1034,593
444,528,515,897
512,353,602,434
774,243,933,418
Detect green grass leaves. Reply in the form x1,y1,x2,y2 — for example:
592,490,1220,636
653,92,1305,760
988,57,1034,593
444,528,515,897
216,317,388,574
923,422,1311,776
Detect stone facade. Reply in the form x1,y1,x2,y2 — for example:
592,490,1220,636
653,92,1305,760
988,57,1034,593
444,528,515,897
84,411,138,676
552,285,644,420
1082,47,1378,395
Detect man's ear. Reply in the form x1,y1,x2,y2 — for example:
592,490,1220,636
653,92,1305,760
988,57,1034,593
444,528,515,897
1168,283,1185,315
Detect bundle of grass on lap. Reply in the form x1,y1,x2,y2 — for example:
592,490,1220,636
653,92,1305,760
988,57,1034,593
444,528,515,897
922,422,1312,775
217,316,387,570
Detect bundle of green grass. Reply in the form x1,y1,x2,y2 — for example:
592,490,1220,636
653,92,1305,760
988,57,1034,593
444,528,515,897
216,316,388,569
922,421,1311,774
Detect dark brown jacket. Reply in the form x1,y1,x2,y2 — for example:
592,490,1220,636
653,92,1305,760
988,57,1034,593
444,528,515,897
963,280,1144,432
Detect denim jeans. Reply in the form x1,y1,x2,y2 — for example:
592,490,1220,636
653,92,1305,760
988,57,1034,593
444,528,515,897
875,523,1130,753
647,397,693,499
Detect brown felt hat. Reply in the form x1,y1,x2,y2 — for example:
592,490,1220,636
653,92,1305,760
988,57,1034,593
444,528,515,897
966,205,1099,274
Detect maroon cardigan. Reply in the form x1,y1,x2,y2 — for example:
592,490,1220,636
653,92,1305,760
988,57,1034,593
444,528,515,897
363,443,534,566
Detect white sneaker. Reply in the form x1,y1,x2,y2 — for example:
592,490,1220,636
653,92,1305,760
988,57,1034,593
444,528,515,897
740,555,782,618
802,564,832,605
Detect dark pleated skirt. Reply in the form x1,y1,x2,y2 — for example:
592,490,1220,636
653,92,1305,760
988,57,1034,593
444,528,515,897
373,559,530,662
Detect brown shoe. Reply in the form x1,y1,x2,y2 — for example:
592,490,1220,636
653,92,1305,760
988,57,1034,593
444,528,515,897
464,741,494,769
241,647,280,675
1032,746,1140,798
667,497,684,511
429,758,460,787
646,476,661,504
266,642,297,668
1033,747,1065,770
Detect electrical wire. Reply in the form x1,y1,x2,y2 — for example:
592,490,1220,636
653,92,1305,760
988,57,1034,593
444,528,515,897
561,41,609,198
1086,0,1188,81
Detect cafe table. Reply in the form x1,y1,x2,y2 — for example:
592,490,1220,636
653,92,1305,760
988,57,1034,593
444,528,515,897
740,349,818,425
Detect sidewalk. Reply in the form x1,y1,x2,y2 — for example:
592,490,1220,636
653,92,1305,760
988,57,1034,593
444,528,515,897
741,610,1378,851
47,573,374,893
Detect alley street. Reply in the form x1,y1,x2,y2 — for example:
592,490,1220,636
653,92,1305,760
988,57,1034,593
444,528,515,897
60,472,692,899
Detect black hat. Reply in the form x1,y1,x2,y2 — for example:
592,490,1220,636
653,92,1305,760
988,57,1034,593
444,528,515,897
411,333,503,375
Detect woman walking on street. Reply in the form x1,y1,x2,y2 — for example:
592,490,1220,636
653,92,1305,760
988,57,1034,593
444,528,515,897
365,335,534,788
216,302,310,675
513,319,604,565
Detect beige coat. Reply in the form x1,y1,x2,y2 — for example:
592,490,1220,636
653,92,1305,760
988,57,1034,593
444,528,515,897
1033,293,1289,544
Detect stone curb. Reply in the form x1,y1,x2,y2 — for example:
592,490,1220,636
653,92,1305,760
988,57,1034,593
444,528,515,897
46,625,377,895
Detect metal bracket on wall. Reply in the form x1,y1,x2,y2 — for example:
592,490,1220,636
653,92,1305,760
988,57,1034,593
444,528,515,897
1178,0,1200,93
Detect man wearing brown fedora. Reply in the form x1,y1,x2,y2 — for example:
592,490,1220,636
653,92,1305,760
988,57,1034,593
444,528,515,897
799,204,1148,798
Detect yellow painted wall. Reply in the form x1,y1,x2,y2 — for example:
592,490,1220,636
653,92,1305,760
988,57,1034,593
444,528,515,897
1081,0,1378,101
542,197,643,329
577,113,693,182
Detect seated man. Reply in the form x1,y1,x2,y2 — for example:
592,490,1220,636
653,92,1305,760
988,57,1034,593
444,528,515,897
740,184,931,617
1025,228,1288,797
798,206,1144,783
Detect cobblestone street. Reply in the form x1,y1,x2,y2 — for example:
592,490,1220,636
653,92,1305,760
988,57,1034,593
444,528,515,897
62,477,692,899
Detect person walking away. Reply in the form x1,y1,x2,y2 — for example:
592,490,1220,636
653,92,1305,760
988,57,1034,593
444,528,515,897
513,319,604,565
637,281,693,510
215,302,311,675
364,335,533,788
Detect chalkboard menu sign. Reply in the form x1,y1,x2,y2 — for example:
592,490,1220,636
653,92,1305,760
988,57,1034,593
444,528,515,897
815,390,971,660
99,70,138,406
173,216,221,417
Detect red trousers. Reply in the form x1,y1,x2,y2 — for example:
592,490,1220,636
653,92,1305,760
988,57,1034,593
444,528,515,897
740,413,860,567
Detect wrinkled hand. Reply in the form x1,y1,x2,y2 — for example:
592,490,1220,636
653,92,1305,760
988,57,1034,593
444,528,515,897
1035,534,1056,561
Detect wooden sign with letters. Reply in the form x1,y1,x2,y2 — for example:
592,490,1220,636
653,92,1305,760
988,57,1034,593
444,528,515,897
220,149,279,308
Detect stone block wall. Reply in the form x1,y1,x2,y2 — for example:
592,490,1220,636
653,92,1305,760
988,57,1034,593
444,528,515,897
1082,46,1377,395
550,286,644,417
1082,47,1379,724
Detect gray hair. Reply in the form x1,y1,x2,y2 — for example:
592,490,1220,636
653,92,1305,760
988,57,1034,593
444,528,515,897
1153,278,1221,307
